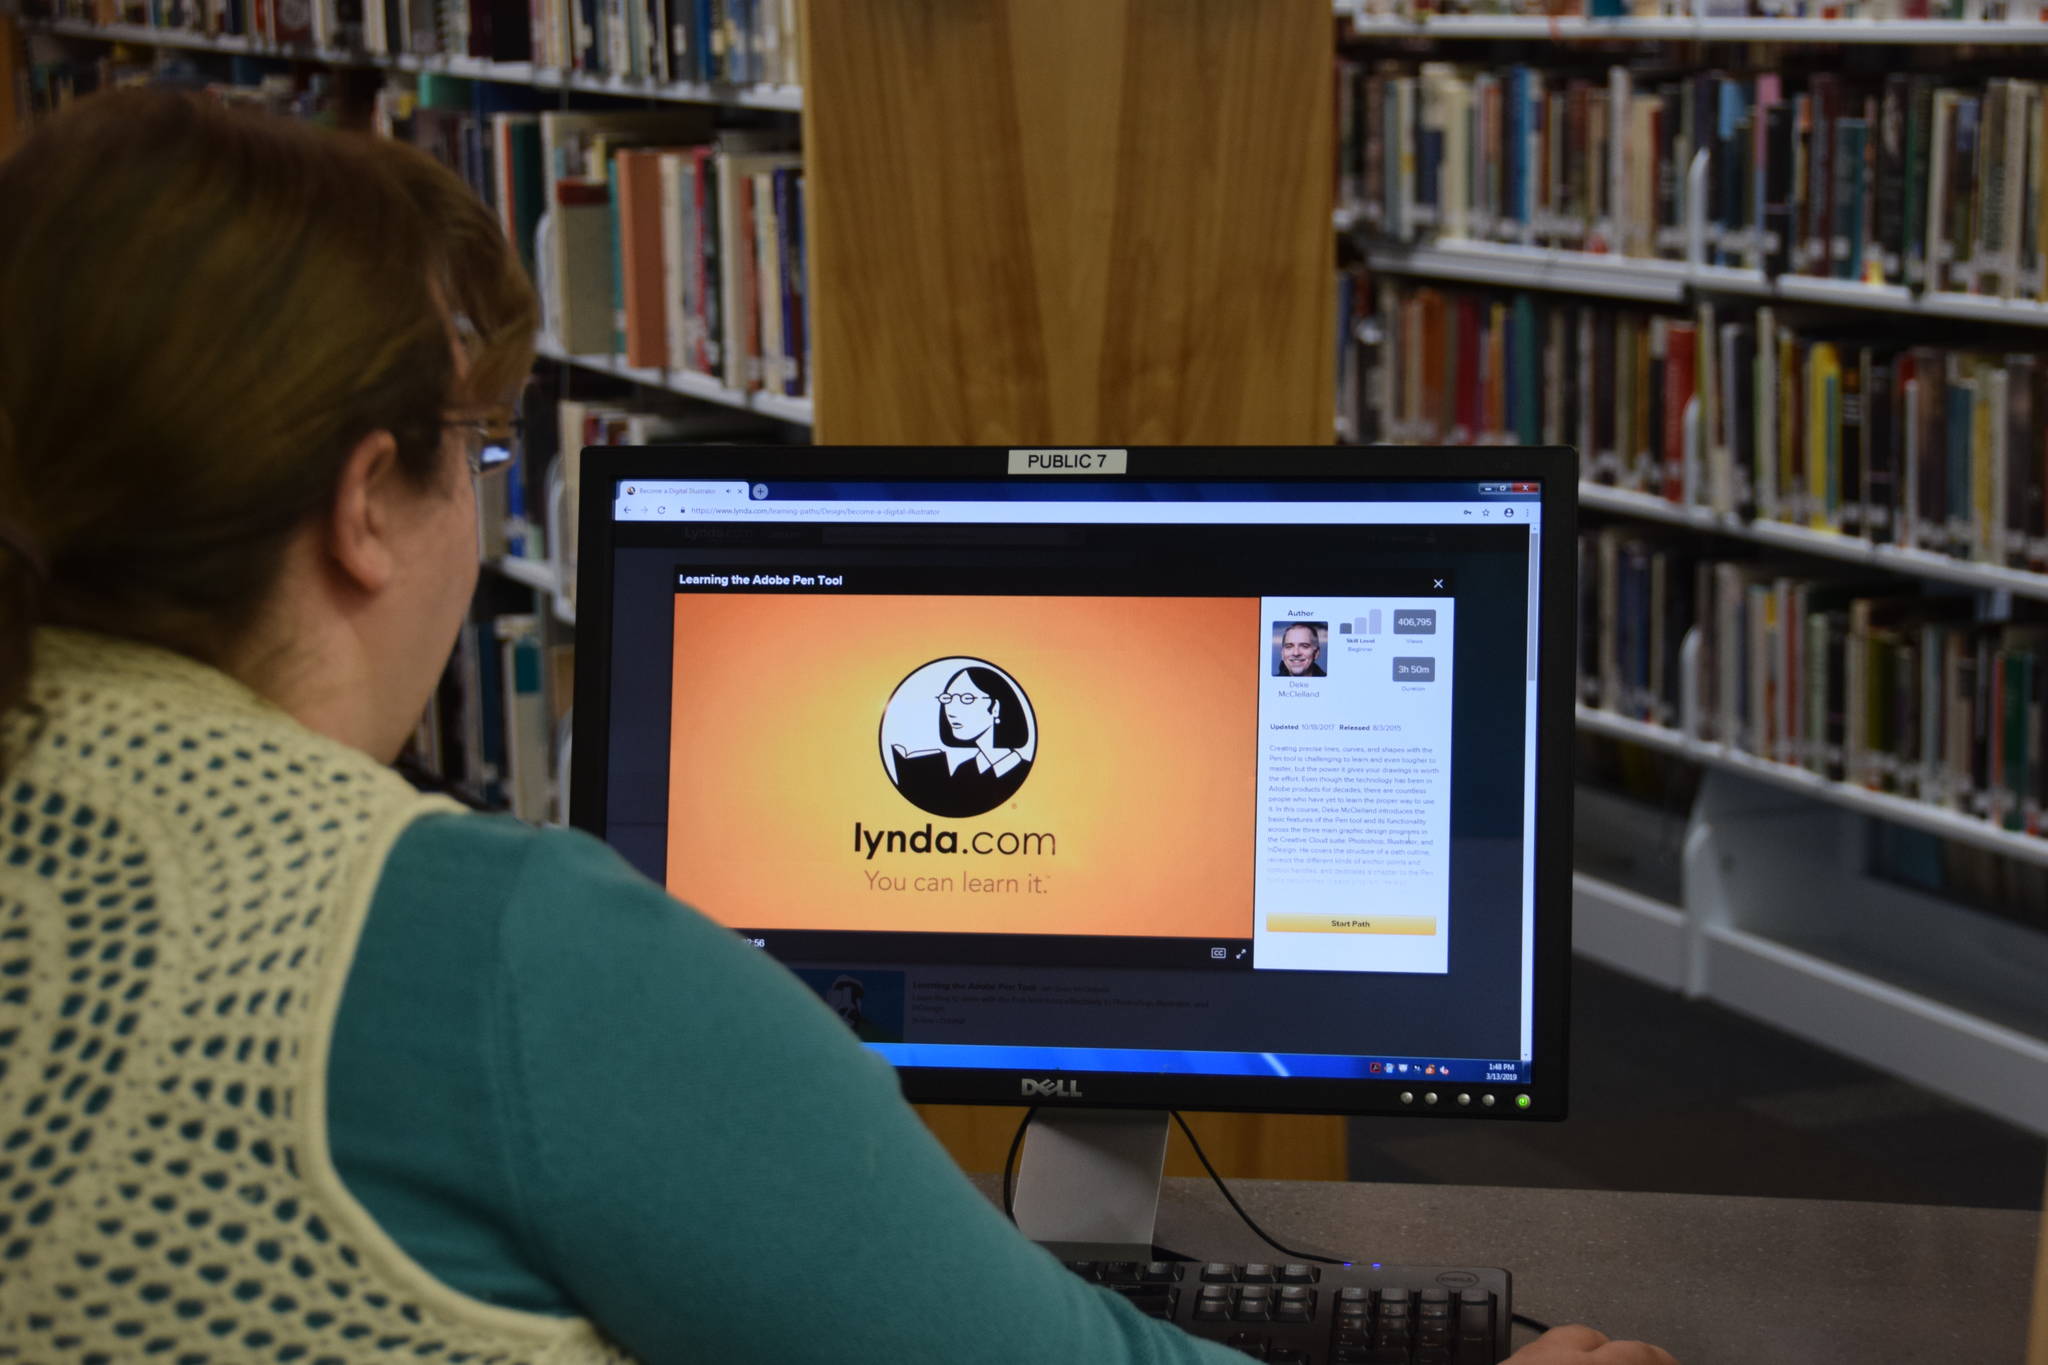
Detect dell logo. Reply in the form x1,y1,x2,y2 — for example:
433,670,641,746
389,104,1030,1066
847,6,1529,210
1020,1078,1084,1099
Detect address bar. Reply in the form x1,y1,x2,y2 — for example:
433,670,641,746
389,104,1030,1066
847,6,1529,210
621,500,1542,527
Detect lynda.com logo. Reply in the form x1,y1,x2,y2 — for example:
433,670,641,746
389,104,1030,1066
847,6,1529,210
879,657,1037,818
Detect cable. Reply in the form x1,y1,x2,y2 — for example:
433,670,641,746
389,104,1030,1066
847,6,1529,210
1513,1312,1557,1335
1000,1105,1038,1224
1168,1111,1357,1267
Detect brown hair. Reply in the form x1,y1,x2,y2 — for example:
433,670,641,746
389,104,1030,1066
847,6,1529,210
0,88,536,731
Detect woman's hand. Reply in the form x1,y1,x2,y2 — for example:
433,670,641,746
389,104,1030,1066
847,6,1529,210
1504,1324,1681,1364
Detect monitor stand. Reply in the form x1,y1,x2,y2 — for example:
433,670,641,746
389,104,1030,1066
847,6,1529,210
1011,1108,1175,1262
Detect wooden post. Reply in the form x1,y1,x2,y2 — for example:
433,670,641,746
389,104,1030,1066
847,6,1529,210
800,0,1347,1180
801,0,1335,447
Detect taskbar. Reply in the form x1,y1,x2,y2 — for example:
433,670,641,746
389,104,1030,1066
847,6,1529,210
865,1040,1532,1086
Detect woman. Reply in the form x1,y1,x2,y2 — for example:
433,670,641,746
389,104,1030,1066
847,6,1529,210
0,90,1674,1365
890,663,1035,817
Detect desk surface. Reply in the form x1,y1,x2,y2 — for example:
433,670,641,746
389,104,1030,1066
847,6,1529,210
974,1174,2039,1365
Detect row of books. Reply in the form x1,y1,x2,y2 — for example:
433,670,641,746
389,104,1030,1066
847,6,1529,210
1340,62,2048,302
16,28,355,115
1356,275,2048,569
538,112,808,395
1579,531,2048,834
22,0,801,85
405,614,571,823
523,0,798,84
374,97,811,399
1350,0,2048,21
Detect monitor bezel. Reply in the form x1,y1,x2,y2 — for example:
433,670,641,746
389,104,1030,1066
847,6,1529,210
570,445,1577,1121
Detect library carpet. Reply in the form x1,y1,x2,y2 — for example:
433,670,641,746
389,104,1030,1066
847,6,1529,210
1346,957,2046,1211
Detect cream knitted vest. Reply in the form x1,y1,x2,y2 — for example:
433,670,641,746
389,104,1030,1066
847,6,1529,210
0,630,633,1365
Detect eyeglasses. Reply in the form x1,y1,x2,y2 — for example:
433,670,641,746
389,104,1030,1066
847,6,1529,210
444,414,522,478
936,692,988,706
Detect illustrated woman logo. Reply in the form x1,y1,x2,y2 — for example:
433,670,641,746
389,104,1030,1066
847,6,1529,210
879,658,1037,818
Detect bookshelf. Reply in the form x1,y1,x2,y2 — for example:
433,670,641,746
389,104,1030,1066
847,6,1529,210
1336,17,2048,1138
1341,12,2048,42
24,17,804,105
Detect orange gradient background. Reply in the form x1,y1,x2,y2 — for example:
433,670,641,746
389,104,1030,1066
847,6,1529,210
667,593,1259,936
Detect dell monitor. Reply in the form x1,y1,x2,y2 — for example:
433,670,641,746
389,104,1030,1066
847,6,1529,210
570,445,1575,1252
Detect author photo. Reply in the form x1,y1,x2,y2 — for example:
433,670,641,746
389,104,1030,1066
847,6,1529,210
1272,621,1328,678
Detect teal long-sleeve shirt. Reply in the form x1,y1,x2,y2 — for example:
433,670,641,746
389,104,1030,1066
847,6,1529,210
327,812,1241,1364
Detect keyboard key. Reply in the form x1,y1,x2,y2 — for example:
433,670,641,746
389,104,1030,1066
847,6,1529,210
1415,1349,1453,1364
1273,1300,1311,1322
1277,1285,1312,1302
1195,1300,1231,1322
1233,1299,1274,1322
1338,1286,1372,1304
1238,1285,1274,1301
1200,1284,1233,1301
1142,1261,1182,1282
1420,1288,1451,1306
1101,1261,1143,1285
1240,1263,1276,1283
1063,1260,1099,1280
1224,1331,1267,1359
1278,1263,1317,1283
1457,1289,1498,1364
1267,1351,1309,1365
1202,1262,1239,1282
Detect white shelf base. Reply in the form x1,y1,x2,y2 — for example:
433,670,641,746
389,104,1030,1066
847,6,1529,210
1573,880,2048,1137
1700,923,2048,1136
1573,872,1689,992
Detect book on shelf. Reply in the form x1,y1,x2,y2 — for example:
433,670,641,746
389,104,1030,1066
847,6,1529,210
1579,528,2048,835
1340,61,2048,307
1352,274,2048,570
404,613,566,821
528,115,808,399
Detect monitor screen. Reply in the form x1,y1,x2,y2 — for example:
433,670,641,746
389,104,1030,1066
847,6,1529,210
571,447,1574,1118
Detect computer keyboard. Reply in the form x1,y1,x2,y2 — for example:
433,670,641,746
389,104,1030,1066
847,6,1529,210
1060,1256,1513,1364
